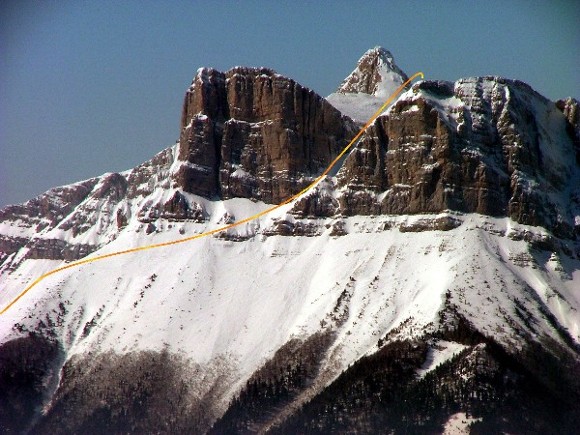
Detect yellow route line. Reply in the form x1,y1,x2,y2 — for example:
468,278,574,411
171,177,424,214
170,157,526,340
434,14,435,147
0,72,424,315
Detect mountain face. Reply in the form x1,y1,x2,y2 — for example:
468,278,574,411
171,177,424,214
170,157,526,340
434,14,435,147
175,66,356,204
1,48,579,434
339,78,580,238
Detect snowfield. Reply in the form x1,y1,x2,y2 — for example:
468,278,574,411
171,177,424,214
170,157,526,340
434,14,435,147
1,188,578,405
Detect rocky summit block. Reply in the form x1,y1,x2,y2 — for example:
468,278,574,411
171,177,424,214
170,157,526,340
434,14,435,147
175,67,356,204
335,46,409,97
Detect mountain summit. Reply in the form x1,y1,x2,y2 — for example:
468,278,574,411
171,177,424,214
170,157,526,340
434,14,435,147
327,46,409,121
336,46,409,97
0,49,579,434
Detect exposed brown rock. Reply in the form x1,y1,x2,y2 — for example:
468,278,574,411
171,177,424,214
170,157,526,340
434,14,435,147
0,235,28,257
125,146,175,199
329,220,348,237
262,219,321,237
181,68,229,126
556,97,580,164
24,239,97,261
398,216,462,232
161,191,206,222
175,67,355,203
92,173,128,201
116,209,128,230
290,186,339,218
338,78,580,237
0,180,97,227
0,180,99,263
339,81,510,218
176,114,220,198
137,192,206,223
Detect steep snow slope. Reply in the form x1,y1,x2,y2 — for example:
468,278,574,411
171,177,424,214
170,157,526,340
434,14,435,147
1,183,579,418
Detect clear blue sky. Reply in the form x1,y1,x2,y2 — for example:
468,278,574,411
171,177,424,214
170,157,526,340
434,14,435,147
1,0,578,207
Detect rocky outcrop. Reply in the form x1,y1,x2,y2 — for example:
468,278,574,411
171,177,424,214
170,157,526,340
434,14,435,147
0,180,99,262
262,219,321,237
24,239,98,261
125,146,175,199
398,215,463,232
175,67,355,203
327,46,409,122
0,145,191,267
0,235,28,259
290,183,339,218
137,191,207,223
0,180,98,230
339,94,462,216
556,97,580,164
337,77,580,238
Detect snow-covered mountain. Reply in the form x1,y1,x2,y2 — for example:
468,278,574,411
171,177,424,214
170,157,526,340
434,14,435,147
1,48,579,434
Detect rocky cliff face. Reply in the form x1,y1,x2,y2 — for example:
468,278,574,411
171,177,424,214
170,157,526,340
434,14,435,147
0,146,177,263
175,67,355,204
1,57,578,270
336,77,580,238
173,60,579,239
556,97,580,164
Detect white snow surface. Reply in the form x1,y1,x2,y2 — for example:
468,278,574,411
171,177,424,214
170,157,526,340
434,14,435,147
1,189,579,392
443,412,482,434
327,92,389,123
416,340,468,378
